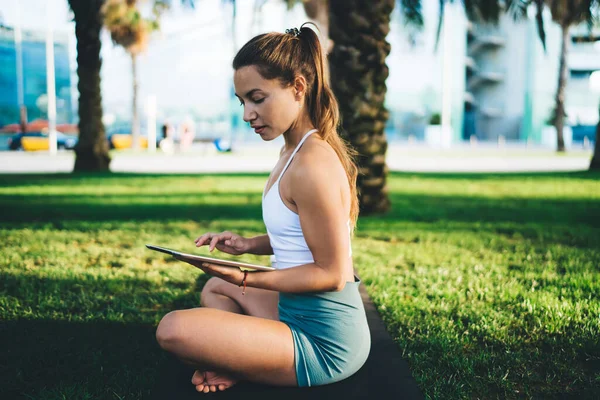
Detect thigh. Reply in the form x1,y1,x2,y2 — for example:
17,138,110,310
202,277,280,321
156,307,297,387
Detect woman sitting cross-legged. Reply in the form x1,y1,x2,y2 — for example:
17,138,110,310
155,23,371,393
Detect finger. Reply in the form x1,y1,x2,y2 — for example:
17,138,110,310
209,236,221,252
210,385,217,392
198,233,216,247
198,232,218,245
221,232,238,247
195,234,208,246
224,236,236,246
214,243,231,253
218,384,226,391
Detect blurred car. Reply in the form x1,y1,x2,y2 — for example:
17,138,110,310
8,131,78,151
105,125,161,150
571,124,596,143
107,132,153,150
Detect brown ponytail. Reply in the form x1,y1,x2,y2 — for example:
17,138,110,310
233,24,359,233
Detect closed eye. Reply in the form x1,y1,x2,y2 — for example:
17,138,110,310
238,97,265,106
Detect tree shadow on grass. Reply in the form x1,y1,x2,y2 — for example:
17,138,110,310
0,172,270,187
1,171,598,230
388,170,600,181
379,193,600,227
0,192,263,224
1,191,598,229
1,170,597,185
1,318,164,399
0,271,211,399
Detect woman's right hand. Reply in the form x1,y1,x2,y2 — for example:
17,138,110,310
194,231,251,256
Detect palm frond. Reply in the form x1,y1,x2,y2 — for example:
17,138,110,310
534,0,546,51
102,0,161,54
399,0,424,28
157,0,195,8
581,0,600,30
434,0,503,52
285,0,300,11
433,0,444,52
462,0,501,23
505,0,529,21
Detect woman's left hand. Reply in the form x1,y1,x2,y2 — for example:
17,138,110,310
175,256,245,286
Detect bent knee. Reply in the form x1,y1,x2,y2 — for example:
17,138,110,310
156,310,187,350
156,309,216,351
200,277,227,306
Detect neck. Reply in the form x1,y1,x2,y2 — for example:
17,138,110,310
282,112,316,150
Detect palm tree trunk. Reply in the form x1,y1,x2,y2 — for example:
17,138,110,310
69,0,111,172
329,0,393,215
554,24,569,153
590,114,600,170
303,0,332,53
131,53,140,151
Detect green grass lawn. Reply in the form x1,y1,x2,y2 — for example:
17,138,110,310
1,171,599,399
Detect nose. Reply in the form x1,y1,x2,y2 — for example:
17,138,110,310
242,104,257,123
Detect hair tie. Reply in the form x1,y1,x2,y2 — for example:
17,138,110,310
285,27,300,37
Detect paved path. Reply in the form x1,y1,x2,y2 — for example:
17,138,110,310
0,144,593,173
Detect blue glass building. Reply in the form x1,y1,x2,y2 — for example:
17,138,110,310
0,25,73,127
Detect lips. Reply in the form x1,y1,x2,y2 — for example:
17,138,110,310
253,126,266,134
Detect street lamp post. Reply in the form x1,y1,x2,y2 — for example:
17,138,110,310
147,95,157,153
589,71,600,169
46,0,57,154
440,1,453,148
14,2,25,132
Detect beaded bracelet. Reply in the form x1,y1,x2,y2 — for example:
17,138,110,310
239,270,249,295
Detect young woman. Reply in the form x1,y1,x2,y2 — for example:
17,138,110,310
155,23,370,393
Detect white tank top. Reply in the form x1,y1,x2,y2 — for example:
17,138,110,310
262,129,352,270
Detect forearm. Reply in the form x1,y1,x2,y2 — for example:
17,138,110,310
247,234,273,255
244,263,343,293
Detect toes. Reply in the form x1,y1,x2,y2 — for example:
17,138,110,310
197,383,230,392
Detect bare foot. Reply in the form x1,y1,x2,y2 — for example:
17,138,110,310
191,370,238,393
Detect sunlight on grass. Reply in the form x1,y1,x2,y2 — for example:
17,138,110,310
1,171,599,399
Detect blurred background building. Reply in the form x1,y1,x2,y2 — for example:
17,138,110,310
0,23,73,127
386,1,599,147
0,0,598,149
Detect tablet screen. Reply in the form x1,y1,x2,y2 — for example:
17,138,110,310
146,244,276,272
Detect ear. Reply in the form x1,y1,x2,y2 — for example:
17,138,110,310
293,75,308,101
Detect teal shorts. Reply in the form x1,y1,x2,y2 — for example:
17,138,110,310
278,276,371,387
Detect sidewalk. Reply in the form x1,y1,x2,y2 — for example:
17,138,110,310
0,144,593,174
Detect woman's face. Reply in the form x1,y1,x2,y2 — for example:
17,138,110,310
234,65,301,141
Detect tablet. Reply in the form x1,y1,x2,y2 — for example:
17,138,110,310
145,244,276,272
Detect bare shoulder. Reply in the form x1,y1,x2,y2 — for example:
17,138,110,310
290,136,347,190
298,136,341,169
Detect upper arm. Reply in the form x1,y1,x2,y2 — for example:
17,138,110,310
290,149,350,280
